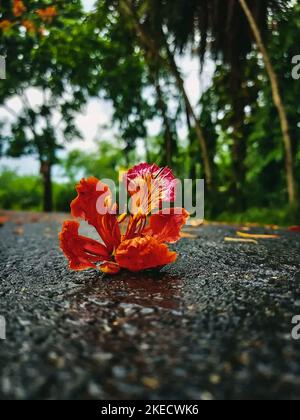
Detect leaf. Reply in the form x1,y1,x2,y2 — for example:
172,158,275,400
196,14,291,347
13,227,24,236
180,232,199,239
141,377,160,390
189,219,204,227
240,226,251,232
236,231,279,239
225,237,258,245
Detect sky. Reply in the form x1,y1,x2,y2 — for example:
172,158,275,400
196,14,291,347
0,0,214,178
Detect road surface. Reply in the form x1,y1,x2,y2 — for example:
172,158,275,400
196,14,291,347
0,212,299,400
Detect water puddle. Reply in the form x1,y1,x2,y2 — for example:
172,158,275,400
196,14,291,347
72,271,183,312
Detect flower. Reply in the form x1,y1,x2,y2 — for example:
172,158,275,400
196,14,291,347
13,0,26,17
115,236,177,272
0,20,12,32
125,163,177,214
36,6,57,23
0,216,9,226
60,165,189,275
22,20,36,34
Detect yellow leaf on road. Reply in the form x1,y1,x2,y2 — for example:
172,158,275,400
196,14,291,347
189,219,204,227
225,237,258,245
181,232,199,239
237,231,279,239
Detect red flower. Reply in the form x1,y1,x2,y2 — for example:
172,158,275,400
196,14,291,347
59,221,110,271
36,6,57,23
125,163,177,214
22,20,36,34
13,0,26,17
60,165,189,275
70,177,121,254
115,236,177,273
0,216,9,226
0,20,12,32
288,226,300,232
144,208,190,243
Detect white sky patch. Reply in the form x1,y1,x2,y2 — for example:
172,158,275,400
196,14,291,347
69,98,114,153
0,156,40,175
83,0,96,12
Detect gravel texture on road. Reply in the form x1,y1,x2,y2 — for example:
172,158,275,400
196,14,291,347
0,213,300,400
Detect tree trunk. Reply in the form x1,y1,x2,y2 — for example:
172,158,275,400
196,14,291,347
230,61,247,211
144,137,150,163
152,69,174,167
239,0,298,206
164,45,213,189
40,161,53,212
185,104,197,180
119,0,213,189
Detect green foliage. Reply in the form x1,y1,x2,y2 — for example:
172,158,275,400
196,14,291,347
104,12,153,151
0,168,76,212
61,140,129,183
1,0,300,223
216,206,298,226
0,169,43,210
0,1,88,163
53,182,77,213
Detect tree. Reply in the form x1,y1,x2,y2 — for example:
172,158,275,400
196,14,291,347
111,0,214,189
62,140,128,184
158,0,296,205
238,0,298,207
83,1,154,166
0,1,88,211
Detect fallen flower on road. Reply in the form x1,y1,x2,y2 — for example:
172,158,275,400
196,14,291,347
0,217,9,227
288,226,300,232
237,231,280,240
60,163,189,274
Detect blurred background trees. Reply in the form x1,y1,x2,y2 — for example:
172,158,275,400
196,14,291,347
0,0,299,223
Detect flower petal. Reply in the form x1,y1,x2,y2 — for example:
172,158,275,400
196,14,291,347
146,208,189,243
126,163,177,207
59,221,109,271
13,0,26,17
115,236,177,272
71,177,108,224
71,177,121,253
36,6,57,22
100,261,121,275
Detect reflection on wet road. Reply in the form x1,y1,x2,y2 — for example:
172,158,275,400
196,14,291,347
71,271,183,313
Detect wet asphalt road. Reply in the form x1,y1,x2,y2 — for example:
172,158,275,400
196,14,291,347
0,213,300,400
